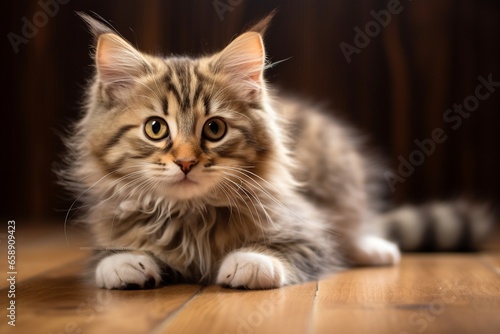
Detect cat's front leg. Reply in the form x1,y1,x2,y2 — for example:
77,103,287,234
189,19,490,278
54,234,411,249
94,251,162,289
216,249,287,289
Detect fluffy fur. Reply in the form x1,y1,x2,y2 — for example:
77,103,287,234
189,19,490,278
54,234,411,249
60,14,492,290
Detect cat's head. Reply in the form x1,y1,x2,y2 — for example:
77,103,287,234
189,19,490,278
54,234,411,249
72,13,287,205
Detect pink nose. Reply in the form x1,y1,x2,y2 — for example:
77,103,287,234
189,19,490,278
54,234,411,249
175,160,198,174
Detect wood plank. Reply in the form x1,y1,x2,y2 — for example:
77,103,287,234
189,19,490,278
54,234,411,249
481,229,500,275
0,221,89,289
1,223,499,333
312,254,500,333
482,253,500,276
0,260,202,333
312,307,500,334
154,282,317,334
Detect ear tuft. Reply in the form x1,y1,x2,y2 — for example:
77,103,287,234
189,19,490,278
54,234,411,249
77,12,113,43
247,9,277,35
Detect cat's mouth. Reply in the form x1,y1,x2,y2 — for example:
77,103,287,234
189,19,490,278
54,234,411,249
173,176,198,186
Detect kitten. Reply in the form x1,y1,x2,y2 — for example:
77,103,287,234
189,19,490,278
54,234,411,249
61,13,492,289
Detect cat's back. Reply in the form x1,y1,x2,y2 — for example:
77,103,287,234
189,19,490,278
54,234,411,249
274,94,366,169
274,94,382,210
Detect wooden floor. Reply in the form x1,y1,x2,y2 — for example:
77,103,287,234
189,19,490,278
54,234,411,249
1,222,499,334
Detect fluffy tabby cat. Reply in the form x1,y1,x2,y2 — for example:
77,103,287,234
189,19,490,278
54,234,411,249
61,13,492,289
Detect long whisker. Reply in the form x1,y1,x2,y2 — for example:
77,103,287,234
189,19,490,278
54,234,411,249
220,177,264,231
220,179,267,238
66,166,148,214
219,171,277,230
64,162,167,243
64,168,132,246
215,166,337,234
220,180,246,225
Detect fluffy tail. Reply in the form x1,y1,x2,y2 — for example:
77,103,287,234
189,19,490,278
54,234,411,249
377,201,494,251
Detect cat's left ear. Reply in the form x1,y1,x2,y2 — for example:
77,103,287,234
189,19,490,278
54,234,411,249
212,31,266,97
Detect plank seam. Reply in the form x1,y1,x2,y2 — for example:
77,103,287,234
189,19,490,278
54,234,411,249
149,285,206,333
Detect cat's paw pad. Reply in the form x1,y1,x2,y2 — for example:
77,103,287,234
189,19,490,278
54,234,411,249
352,236,401,266
216,251,286,289
95,253,161,289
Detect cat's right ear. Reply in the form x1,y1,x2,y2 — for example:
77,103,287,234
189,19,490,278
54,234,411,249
78,13,151,89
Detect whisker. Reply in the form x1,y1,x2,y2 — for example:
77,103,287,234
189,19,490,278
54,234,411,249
214,166,337,234
220,177,264,231
220,171,277,229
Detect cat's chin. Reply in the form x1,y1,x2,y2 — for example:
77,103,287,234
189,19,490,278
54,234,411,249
159,172,223,202
163,178,210,201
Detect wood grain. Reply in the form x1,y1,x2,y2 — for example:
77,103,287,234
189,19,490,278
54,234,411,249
1,225,499,333
0,259,202,334
312,255,500,334
155,283,317,334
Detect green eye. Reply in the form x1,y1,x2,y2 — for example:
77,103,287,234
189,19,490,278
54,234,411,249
203,117,227,141
144,117,169,140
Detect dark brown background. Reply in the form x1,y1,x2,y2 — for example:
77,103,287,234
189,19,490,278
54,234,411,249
2,0,500,222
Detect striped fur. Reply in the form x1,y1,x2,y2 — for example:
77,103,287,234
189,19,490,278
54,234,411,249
59,13,493,290
378,201,493,252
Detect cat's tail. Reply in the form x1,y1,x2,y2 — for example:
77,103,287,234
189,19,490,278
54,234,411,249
376,200,495,251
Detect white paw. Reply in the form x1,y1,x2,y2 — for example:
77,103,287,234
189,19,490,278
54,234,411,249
95,253,161,289
352,235,401,266
216,251,286,289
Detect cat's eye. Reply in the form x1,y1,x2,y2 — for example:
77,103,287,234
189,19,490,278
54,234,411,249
144,117,169,140
202,118,227,141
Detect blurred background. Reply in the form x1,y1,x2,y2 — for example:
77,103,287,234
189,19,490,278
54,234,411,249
2,0,500,222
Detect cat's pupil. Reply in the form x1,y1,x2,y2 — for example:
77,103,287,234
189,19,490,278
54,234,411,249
152,121,161,134
208,121,219,134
